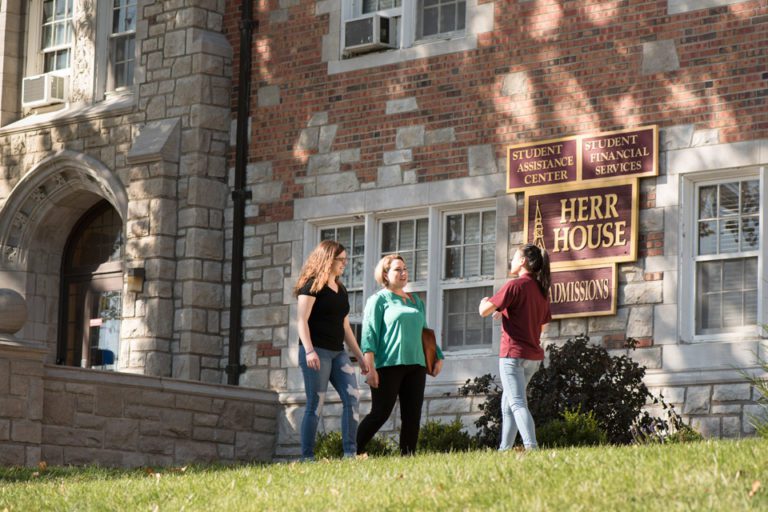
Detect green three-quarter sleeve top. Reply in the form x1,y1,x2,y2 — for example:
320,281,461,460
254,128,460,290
361,289,444,370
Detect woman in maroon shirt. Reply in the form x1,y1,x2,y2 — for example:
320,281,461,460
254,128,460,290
478,244,551,450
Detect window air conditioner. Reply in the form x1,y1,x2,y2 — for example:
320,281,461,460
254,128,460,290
22,73,68,108
343,14,394,55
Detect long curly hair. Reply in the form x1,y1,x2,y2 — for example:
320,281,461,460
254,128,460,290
293,240,346,296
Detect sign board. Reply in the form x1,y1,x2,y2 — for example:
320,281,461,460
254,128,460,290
507,125,657,192
523,179,638,268
550,264,617,319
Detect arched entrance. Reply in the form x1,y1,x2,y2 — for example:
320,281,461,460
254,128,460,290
57,200,124,369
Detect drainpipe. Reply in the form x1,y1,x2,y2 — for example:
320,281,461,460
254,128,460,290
227,0,256,385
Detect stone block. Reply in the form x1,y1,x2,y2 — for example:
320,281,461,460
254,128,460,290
386,97,418,115
642,40,679,75
689,416,720,438
43,425,102,447
179,333,222,355
712,383,751,402
217,401,254,430
339,148,360,163
308,112,328,126
263,267,284,291
684,386,711,414
668,0,745,15
660,124,693,151
619,281,662,305
396,126,425,149
383,149,412,165
104,418,140,450
258,85,280,107
316,172,359,195
626,306,653,338
308,152,341,174
318,125,338,153
235,432,274,462
501,72,529,96
188,177,227,209
0,445,24,465
721,416,742,438
427,397,472,415
468,145,498,176
95,387,124,417
692,129,719,147
175,440,218,463
176,395,213,413
43,391,76,425
377,165,402,187
296,127,319,150
182,281,223,308
11,420,41,443
588,307,628,333
425,128,455,145
193,426,235,444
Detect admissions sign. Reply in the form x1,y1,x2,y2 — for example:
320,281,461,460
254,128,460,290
523,180,638,268
550,264,616,318
507,125,657,192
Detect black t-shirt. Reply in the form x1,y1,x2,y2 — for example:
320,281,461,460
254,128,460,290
298,278,350,351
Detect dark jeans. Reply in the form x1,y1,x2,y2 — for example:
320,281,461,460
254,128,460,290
357,364,426,456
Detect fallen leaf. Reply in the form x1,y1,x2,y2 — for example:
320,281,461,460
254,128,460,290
356,453,369,460
38,461,48,472
749,480,761,498
31,472,40,478
144,467,155,476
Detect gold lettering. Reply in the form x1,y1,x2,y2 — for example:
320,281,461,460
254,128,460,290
552,227,568,253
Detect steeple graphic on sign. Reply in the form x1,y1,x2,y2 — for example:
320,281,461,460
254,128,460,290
533,201,546,251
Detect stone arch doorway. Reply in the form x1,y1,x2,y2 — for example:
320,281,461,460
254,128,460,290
57,200,124,369
0,151,128,361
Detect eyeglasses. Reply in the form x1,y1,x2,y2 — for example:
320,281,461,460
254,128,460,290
334,257,348,263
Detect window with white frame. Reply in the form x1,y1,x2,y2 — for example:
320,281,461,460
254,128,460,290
694,178,759,335
321,225,366,340
381,216,429,319
441,210,495,349
41,0,74,73
109,0,137,91
346,0,466,52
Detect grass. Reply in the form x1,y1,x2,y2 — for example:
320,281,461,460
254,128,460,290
1,439,766,511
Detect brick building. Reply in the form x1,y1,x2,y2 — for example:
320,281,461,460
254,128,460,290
0,0,766,465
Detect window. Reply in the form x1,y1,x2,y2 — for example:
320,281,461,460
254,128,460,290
320,224,366,324
109,0,136,90
381,218,429,282
441,209,496,349
419,0,466,39
694,179,759,335
41,0,74,73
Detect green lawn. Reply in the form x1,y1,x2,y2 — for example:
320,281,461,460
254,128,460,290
1,439,766,511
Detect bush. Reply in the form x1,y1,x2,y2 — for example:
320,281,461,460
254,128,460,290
417,420,475,453
537,408,607,448
527,334,654,444
741,349,768,439
315,431,397,459
457,374,502,449
459,334,700,447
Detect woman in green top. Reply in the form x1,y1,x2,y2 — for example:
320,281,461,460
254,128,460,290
357,254,444,455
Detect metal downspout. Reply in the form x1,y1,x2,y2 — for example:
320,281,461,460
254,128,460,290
227,0,255,385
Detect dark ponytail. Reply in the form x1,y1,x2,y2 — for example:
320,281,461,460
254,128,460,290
521,244,551,298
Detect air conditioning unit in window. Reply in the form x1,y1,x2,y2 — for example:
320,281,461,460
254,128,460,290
21,73,68,108
343,14,394,55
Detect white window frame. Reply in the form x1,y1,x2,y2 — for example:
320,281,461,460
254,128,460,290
330,0,493,74
25,0,75,78
316,220,368,324
95,0,137,102
679,167,766,343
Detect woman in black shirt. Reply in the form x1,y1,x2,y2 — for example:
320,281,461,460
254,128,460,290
294,240,368,460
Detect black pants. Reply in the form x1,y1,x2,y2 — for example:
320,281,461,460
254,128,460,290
357,364,427,456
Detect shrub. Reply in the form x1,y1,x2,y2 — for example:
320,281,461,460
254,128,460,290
537,408,607,448
528,334,654,444
457,374,502,449
459,334,700,447
741,349,768,439
417,420,475,453
315,431,397,459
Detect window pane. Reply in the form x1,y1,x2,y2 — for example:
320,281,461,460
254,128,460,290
414,249,428,281
445,247,461,278
320,228,335,241
446,312,464,347
698,220,716,255
457,1,466,30
698,293,721,331
447,288,465,313
439,3,456,33
336,227,351,248
464,213,480,244
722,291,743,328
463,245,480,277
745,290,758,325
353,225,365,256
719,183,739,217
416,218,429,249
399,220,415,250
382,222,397,253
719,218,739,253
446,214,462,246
698,185,717,219
482,211,495,242
741,216,759,251
443,286,493,349
422,7,438,36
698,261,720,294
742,180,760,214
722,260,743,291
481,244,494,276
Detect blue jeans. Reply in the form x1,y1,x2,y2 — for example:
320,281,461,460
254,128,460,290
499,357,539,450
299,345,360,459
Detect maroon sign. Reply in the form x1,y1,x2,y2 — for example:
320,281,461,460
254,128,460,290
507,137,578,192
524,180,638,268
581,126,657,181
550,265,616,318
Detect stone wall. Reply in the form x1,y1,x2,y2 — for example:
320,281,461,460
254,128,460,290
0,340,278,468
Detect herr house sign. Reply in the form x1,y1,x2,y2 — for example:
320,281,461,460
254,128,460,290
507,125,658,319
